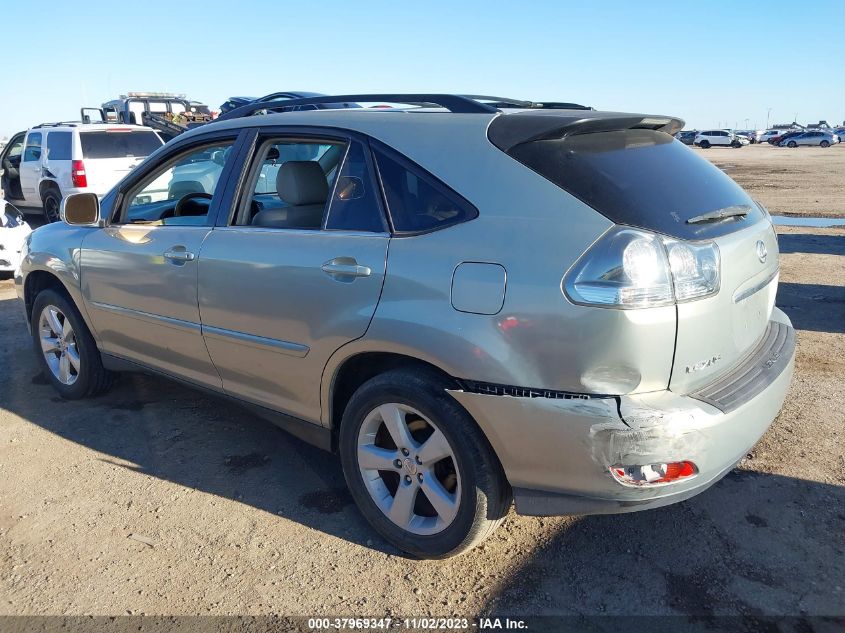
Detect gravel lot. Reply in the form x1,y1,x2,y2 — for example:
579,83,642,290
696,142,845,218
0,148,843,620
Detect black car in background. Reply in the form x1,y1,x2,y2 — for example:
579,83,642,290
676,130,698,145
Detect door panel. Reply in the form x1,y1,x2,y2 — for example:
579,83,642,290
198,228,388,421
78,133,245,388
81,225,220,387
19,132,42,204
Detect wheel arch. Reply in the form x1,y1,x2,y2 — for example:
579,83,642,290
323,350,459,435
24,269,73,325
39,179,61,199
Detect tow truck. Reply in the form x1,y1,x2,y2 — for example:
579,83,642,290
81,92,214,142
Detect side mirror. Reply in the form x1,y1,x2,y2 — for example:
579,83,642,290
61,193,101,226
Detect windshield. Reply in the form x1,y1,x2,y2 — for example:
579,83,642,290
80,131,163,159
507,128,764,239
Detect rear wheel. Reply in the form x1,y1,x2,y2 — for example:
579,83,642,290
31,289,113,399
339,368,511,558
41,187,62,223
820,140,830,148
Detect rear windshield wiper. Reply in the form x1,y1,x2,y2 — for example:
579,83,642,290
686,205,751,225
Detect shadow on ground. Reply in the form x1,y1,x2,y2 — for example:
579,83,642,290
777,282,845,334
479,470,844,617
0,292,384,552
778,232,845,256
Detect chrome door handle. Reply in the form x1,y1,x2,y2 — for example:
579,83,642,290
321,257,372,279
164,250,196,262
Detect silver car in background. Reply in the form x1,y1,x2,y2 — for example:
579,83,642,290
15,94,795,558
779,130,840,147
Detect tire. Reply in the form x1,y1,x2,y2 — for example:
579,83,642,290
787,141,797,148
731,140,742,148
41,187,62,223
339,368,511,559
699,140,710,149
31,288,113,399
820,140,830,148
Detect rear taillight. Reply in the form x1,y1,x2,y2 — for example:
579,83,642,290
563,226,720,309
71,160,87,188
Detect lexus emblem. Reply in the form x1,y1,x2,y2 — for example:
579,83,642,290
756,240,768,263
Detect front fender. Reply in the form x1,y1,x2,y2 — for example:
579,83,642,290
19,223,100,338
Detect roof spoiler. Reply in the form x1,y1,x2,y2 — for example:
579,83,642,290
488,112,685,152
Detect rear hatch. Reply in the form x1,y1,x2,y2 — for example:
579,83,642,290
78,129,163,193
490,112,778,393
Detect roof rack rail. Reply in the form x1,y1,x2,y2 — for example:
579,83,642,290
215,93,498,122
31,121,82,129
460,95,592,111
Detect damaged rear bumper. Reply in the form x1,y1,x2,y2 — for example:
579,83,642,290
447,309,796,517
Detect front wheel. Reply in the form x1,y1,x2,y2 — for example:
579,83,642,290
339,369,511,559
31,289,113,399
731,140,742,148
787,141,797,148
699,140,710,149
820,140,830,148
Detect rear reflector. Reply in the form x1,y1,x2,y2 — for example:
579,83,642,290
71,160,87,188
610,461,697,487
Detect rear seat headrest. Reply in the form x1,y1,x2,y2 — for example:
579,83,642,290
277,161,328,206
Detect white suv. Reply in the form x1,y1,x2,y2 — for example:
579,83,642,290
0,123,163,222
694,130,746,149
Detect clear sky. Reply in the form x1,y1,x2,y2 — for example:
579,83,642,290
1,0,844,139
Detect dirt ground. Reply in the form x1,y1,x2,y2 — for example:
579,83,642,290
1,156,844,622
696,143,845,218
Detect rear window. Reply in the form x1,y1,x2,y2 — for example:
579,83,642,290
80,131,162,159
507,129,763,239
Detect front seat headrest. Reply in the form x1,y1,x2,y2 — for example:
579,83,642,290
276,161,328,206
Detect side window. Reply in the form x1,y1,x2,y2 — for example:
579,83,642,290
7,139,24,158
23,133,42,162
233,138,343,230
118,140,236,225
325,141,386,232
46,132,72,161
373,144,478,234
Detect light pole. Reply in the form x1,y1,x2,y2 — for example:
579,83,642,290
745,118,749,129
766,108,772,129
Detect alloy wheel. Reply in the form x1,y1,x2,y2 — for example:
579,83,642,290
38,305,80,385
357,403,461,535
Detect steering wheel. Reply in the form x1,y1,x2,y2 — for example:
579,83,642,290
174,192,213,216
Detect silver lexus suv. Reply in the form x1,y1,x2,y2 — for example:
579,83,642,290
15,94,795,559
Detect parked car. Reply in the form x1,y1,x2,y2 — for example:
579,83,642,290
768,130,804,145
0,123,164,222
779,131,840,148
675,130,697,145
733,130,756,144
0,202,31,274
756,129,782,144
18,93,795,558
694,130,745,148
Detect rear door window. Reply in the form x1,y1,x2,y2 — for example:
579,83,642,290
325,141,386,232
80,130,162,159
373,144,478,234
46,131,72,161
